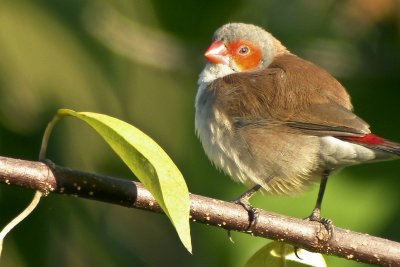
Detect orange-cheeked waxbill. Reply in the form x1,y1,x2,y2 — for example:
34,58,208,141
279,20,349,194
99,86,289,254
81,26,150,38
195,22,400,227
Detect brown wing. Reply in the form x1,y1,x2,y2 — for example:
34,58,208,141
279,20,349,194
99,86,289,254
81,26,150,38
211,53,370,137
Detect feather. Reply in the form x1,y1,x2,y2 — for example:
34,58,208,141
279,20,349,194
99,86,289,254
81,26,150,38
211,53,370,137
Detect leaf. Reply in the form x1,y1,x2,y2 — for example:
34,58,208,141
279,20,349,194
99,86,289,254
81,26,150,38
244,241,326,267
56,109,191,252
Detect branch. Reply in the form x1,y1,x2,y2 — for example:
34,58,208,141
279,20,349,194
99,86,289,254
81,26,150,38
0,156,399,266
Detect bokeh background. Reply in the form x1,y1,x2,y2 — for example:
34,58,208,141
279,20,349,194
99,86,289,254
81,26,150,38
0,0,399,266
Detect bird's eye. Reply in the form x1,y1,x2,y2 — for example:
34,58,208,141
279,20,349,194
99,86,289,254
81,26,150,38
238,46,250,55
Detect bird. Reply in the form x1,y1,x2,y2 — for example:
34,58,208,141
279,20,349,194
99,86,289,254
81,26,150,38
195,22,400,233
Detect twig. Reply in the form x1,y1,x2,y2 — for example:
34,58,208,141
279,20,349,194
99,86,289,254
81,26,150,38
0,191,42,256
0,156,399,266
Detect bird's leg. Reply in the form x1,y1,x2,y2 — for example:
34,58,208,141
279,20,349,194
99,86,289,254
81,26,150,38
307,170,334,238
232,184,262,230
295,171,333,259
228,184,262,242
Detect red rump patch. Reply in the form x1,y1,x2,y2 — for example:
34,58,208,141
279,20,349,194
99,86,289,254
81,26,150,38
341,134,386,145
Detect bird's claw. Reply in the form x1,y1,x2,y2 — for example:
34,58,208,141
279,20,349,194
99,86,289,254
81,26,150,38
318,217,334,237
294,210,334,259
306,210,334,240
232,197,259,231
231,184,262,231
294,247,303,260
226,185,262,242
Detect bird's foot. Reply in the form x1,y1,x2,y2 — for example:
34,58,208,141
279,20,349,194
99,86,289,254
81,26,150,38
232,195,260,231
227,185,261,241
233,184,262,231
306,208,334,239
294,208,334,259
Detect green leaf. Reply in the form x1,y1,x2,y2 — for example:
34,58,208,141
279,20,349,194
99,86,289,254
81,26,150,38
56,109,192,252
244,241,326,267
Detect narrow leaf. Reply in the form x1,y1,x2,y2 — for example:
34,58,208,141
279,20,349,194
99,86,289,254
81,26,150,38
57,109,192,252
244,241,326,267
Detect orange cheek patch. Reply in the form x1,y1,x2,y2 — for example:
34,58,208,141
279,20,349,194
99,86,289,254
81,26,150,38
227,40,262,71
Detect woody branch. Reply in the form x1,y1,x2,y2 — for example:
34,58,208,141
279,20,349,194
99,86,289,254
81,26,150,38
0,156,399,266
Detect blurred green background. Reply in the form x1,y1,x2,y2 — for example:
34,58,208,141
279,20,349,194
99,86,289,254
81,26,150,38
0,0,399,266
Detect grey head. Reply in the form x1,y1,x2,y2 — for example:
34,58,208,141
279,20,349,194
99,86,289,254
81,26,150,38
213,23,288,69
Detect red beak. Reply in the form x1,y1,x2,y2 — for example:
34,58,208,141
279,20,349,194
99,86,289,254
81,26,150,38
204,41,229,65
